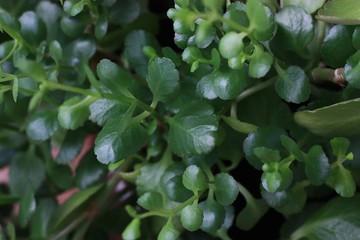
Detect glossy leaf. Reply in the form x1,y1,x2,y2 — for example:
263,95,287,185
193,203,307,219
249,47,273,78
246,0,273,39
214,173,239,206
167,102,218,157
95,15,108,39
283,0,325,14
63,0,84,16
294,98,360,137
305,145,330,185
89,99,130,126
30,199,57,239
97,59,133,92
55,130,84,164
199,199,226,235
147,57,180,102
182,165,207,192
137,192,164,211
19,192,36,227
275,66,311,103
49,40,62,62
58,96,94,130
19,11,46,45
345,50,360,88
108,0,140,25
75,152,106,189
317,0,360,25
330,137,351,158
243,127,287,169
219,32,244,59
195,20,215,49
280,135,304,162
158,221,180,240
253,147,281,163
163,175,193,202
289,194,360,239
321,25,355,68
181,205,203,232
26,110,58,141
94,115,147,164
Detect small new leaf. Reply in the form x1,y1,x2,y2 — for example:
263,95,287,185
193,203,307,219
305,145,330,185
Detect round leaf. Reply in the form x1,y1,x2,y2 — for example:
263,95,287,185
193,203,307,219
137,192,164,211
122,218,141,240
26,110,58,141
163,175,192,203
305,145,330,185
180,204,203,232
182,165,207,192
214,173,239,206
199,199,226,235
157,221,180,240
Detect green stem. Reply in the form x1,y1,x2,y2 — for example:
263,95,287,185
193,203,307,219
0,40,18,65
236,77,275,103
83,63,103,94
310,67,345,86
46,81,101,98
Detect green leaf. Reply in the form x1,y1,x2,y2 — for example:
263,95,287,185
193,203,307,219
124,30,158,78
26,110,58,141
330,137,351,158
327,166,356,197
214,173,239,206
353,27,360,49
276,183,307,215
137,192,164,211
163,175,193,202
280,135,304,162
55,130,84,164
19,192,36,228
158,221,180,240
305,145,330,185
294,98,360,137
246,0,274,40
89,98,131,126
167,102,218,157
283,0,326,14
49,40,62,62
36,1,62,41
97,59,133,93
9,151,45,196
108,0,140,25
253,147,281,163
195,20,216,49
321,25,355,68
197,68,248,100
122,218,141,240
94,114,147,164
12,76,18,102
58,96,95,130
262,163,293,192
290,194,360,239
345,50,360,89
182,165,207,192
262,170,282,193
30,199,57,239
249,47,273,78
199,199,226,235
147,57,180,102
181,204,203,232
218,32,245,59
0,195,19,205
223,3,249,32
63,0,84,16
317,0,360,25
95,15,108,39
261,189,290,209
19,11,46,45
49,184,103,233
243,127,287,169
275,66,311,103
75,152,106,189
15,59,47,82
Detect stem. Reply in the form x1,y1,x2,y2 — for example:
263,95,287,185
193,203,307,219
310,67,345,86
46,81,101,98
83,63,103,94
50,213,87,240
0,40,18,65
236,77,275,103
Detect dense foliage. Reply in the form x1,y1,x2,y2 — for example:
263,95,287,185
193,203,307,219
1,0,360,239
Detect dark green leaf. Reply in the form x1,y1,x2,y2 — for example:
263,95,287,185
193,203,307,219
321,25,355,68
317,0,360,25
261,188,290,208
353,27,360,49
36,1,62,41
275,66,311,103
214,173,239,206
276,184,307,215
0,195,19,205
49,184,103,233
246,0,274,40
327,166,356,197
30,199,57,239
137,192,164,211
199,199,226,235
345,50,360,89
58,96,94,130
182,165,207,192
89,98,130,126
94,114,147,164
289,194,360,239
167,102,218,157
49,40,62,62
294,98,360,137
249,47,273,78
19,192,36,228
108,0,140,25
95,15,108,39
158,221,180,240
223,3,249,32
97,59,133,93
147,57,180,102
163,175,193,203
195,20,216,49
9,151,45,196
26,110,58,141
75,152,106,189
243,127,287,169
181,204,203,232
63,0,84,16
305,145,330,185
55,130,84,164
122,218,141,240
19,11,46,45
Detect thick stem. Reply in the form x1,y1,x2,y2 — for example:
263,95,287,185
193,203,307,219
310,67,345,86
